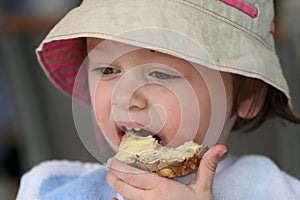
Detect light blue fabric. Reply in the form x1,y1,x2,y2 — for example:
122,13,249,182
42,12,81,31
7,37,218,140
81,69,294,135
39,175,78,196
16,160,122,200
16,155,300,200
213,155,300,200
39,169,117,200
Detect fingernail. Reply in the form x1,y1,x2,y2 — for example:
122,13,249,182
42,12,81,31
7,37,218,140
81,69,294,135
107,158,112,168
218,149,227,158
202,147,213,159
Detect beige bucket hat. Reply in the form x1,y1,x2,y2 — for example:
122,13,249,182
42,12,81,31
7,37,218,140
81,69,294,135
36,0,290,104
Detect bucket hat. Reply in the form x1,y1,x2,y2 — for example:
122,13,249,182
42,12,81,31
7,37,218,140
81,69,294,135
36,0,290,104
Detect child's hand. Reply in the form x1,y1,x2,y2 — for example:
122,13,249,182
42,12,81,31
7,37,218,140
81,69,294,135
106,145,227,200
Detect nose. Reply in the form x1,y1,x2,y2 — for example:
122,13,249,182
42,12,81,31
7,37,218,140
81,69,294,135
112,86,149,127
113,87,148,110
112,66,149,111
128,89,148,110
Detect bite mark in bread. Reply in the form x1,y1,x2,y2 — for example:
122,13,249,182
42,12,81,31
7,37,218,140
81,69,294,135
115,132,208,178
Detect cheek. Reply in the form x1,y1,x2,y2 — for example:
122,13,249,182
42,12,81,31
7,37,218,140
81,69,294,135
88,72,113,114
221,73,233,114
146,86,181,132
189,77,212,143
196,91,211,143
94,86,111,123
191,72,233,144
92,82,122,148
161,93,181,131
148,81,210,144
91,81,114,133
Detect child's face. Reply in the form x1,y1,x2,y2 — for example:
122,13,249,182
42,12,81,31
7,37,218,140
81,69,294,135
87,38,233,149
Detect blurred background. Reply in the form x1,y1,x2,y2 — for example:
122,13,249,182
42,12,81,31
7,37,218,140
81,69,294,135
0,0,299,199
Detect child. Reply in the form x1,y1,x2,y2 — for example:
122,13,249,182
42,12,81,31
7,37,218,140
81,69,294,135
16,0,300,199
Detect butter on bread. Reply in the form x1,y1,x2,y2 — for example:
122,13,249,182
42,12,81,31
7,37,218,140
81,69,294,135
115,132,208,178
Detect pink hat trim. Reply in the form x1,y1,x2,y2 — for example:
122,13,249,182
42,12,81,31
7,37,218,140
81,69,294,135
38,38,90,104
220,0,258,18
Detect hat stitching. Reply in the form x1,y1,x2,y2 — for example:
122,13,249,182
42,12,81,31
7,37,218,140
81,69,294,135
39,36,288,103
40,33,282,89
218,65,286,92
36,1,289,104
43,37,281,93
44,0,273,51
174,0,273,50
41,33,217,67
42,31,275,68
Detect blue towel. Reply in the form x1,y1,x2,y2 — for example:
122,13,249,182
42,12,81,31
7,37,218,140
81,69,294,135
212,155,300,200
16,160,123,200
16,155,300,200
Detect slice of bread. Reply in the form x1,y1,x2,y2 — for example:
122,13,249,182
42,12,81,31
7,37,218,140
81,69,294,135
115,132,208,178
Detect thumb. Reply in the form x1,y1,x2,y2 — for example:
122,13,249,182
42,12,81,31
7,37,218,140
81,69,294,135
190,144,227,192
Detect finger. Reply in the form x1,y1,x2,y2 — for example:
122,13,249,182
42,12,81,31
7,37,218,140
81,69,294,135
107,157,163,190
190,144,227,192
106,171,145,200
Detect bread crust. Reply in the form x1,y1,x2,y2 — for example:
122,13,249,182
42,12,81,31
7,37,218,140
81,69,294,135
115,132,208,178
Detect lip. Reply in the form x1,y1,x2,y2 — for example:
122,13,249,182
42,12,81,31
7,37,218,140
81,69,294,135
115,121,165,145
116,121,146,129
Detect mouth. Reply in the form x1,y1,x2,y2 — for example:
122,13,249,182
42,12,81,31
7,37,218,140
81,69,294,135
117,125,162,144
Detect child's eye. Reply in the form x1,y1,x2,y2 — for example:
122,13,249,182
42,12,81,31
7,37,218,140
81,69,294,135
98,67,121,75
149,71,180,80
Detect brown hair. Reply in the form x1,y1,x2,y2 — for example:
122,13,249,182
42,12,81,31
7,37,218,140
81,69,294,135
231,74,300,132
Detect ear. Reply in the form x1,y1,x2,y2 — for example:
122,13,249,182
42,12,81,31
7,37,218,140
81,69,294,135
237,93,265,119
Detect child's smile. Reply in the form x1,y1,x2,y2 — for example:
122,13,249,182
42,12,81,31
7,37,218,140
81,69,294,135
87,38,233,150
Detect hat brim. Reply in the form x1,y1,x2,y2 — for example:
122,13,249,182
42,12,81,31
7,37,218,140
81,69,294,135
36,0,290,103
